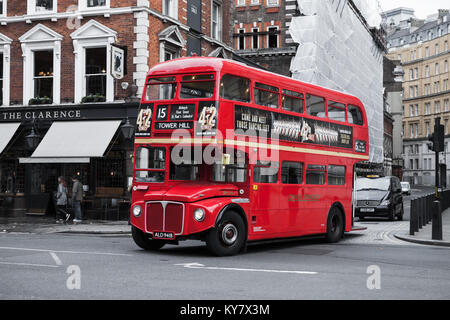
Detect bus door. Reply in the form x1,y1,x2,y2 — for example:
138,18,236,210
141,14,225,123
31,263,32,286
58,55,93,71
279,161,305,233
250,162,280,236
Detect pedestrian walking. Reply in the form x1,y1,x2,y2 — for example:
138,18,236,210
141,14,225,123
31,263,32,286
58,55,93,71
72,176,83,223
55,176,69,223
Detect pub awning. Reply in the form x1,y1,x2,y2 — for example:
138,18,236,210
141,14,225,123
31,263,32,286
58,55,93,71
0,123,21,155
19,120,122,164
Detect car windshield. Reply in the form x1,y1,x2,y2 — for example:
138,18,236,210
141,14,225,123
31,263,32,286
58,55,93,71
356,178,390,191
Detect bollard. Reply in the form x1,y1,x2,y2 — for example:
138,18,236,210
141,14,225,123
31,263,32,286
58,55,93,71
418,197,423,229
410,198,416,236
432,200,443,241
425,195,430,224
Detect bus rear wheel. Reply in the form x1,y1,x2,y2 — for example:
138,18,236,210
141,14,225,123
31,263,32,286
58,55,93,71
132,226,166,251
325,207,344,243
206,211,246,256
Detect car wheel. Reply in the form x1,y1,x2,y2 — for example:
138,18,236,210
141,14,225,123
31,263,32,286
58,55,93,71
132,226,166,251
325,207,344,243
206,210,246,256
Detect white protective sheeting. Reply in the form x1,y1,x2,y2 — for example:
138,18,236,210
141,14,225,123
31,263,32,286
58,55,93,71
28,120,121,162
0,123,21,155
290,0,384,163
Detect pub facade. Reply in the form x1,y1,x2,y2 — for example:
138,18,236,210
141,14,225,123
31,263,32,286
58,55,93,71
0,0,234,219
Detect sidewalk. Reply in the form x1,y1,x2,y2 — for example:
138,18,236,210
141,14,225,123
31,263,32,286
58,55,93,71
0,216,131,235
394,207,450,247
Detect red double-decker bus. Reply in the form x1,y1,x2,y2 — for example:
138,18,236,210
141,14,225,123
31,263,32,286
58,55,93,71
130,57,369,256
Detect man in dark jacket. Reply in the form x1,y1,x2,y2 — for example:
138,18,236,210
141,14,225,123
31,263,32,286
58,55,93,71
72,176,83,223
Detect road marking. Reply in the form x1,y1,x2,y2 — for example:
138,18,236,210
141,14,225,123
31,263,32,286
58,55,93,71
0,246,132,257
175,262,318,275
49,252,62,266
0,261,59,268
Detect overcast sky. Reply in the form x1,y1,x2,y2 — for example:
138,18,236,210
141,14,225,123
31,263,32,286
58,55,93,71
378,0,450,19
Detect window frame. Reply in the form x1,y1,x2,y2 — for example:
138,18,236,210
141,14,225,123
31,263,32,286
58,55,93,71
305,93,326,118
327,100,347,123
328,165,346,186
254,81,280,109
211,1,222,41
267,26,279,49
180,73,216,100
220,74,251,103
134,146,166,183
281,89,304,114
79,0,110,12
27,0,57,15
0,33,11,106
0,0,6,17
281,161,303,185
305,164,326,186
253,161,279,184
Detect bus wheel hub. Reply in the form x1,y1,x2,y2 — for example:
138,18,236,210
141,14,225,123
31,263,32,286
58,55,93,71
222,224,238,245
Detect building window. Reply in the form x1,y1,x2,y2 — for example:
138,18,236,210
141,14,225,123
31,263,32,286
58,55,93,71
266,0,279,7
267,26,278,48
435,101,441,114
85,47,106,97
236,0,245,6
238,29,245,50
251,0,260,4
252,28,259,49
445,119,449,135
435,63,439,75
27,0,56,14
426,122,430,135
425,47,429,57
445,60,449,73
33,50,54,100
87,0,106,7
163,0,178,19
425,65,429,77
436,44,439,55
71,20,116,103
0,52,3,105
444,99,449,112
79,0,110,11
0,0,5,16
211,1,222,41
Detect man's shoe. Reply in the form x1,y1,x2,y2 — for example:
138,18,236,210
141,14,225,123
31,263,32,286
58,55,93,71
65,214,70,222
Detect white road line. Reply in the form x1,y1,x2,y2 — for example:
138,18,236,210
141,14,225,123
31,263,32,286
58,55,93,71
49,252,62,266
0,261,59,268
0,246,132,257
175,262,318,275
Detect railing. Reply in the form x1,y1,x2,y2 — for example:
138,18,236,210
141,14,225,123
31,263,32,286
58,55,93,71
410,189,450,236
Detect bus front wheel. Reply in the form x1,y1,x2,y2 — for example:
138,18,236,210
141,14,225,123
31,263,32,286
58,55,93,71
132,226,166,251
325,207,344,243
206,211,246,256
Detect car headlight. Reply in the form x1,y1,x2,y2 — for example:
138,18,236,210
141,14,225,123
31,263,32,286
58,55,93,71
132,205,142,217
194,208,205,222
380,199,390,206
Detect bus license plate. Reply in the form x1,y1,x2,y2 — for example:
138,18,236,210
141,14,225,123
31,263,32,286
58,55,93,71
153,231,175,240
360,208,375,213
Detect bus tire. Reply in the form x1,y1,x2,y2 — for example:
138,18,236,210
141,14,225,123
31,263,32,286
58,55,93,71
132,226,166,251
206,211,246,256
325,207,344,243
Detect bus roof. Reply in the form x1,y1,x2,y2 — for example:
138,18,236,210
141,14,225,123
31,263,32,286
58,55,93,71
147,57,364,107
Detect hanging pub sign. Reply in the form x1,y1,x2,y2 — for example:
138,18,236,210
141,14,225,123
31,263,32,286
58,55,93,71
111,44,127,80
234,105,353,150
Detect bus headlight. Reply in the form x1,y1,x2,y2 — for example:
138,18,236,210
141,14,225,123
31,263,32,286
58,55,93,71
194,208,205,222
132,205,142,217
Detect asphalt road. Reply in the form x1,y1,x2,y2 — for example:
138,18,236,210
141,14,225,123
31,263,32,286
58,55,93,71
2,186,448,301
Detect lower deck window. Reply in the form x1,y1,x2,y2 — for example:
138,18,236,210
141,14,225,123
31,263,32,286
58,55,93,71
253,161,278,183
328,165,345,185
281,161,303,184
134,146,165,183
306,164,326,185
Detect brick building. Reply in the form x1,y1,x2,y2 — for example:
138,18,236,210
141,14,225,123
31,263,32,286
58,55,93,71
231,0,298,76
0,0,234,218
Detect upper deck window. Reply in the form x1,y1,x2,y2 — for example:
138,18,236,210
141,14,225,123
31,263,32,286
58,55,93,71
306,94,326,118
347,105,364,126
180,74,215,99
220,74,250,102
328,101,346,123
145,76,176,101
254,82,279,109
282,89,304,114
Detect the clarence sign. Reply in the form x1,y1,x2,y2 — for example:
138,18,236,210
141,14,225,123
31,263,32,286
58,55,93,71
1,109,82,122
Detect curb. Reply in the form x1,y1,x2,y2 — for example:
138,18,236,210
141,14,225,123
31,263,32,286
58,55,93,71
394,233,450,248
56,230,131,235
